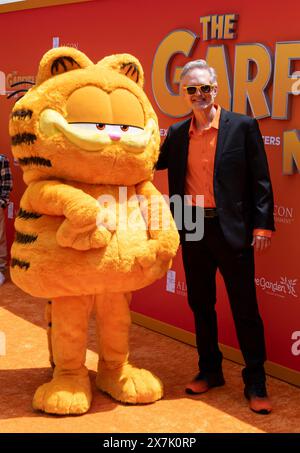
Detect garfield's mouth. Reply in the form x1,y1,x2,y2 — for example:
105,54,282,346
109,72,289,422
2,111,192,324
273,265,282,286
39,109,156,153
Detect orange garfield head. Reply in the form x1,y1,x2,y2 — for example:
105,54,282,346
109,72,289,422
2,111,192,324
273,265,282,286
9,47,160,186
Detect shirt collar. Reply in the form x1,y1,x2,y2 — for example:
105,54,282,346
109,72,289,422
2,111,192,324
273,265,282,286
189,104,221,136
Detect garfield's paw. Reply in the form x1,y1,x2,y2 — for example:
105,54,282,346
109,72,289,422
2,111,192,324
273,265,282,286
56,219,111,250
156,247,176,261
96,363,163,404
72,226,112,250
135,240,157,268
155,231,180,261
32,370,92,415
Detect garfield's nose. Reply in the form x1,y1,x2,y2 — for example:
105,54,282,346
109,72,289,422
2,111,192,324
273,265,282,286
109,134,121,141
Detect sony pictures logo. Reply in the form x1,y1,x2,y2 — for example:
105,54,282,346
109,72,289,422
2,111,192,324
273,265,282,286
166,270,187,296
255,276,298,299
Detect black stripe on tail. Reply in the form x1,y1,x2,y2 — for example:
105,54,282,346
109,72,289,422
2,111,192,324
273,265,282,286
11,258,30,270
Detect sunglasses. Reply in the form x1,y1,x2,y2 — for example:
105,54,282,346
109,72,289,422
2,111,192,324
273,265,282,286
183,84,215,95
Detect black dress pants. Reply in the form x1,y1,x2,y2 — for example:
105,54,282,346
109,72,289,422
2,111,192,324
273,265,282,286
181,216,267,385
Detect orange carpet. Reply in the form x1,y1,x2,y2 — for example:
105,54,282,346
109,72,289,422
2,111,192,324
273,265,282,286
0,279,299,433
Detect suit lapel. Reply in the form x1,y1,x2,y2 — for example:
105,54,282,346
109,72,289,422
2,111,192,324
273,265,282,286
178,118,192,195
214,108,231,176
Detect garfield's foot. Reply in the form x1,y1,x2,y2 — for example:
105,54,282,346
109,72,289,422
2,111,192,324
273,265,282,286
32,369,92,415
96,363,163,404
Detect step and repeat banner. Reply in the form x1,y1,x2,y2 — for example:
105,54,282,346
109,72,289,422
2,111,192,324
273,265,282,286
0,0,299,379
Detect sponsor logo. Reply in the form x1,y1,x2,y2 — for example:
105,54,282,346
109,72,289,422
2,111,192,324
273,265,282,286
53,37,79,49
291,331,300,356
274,205,295,224
176,280,187,297
52,37,60,48
166,270,176,293
255,276,298,299
0,70,35,97
166,270,187,297
7,202,14,220
0,70,5,95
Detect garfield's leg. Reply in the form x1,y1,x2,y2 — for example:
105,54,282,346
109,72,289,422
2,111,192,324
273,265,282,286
33,295,93,415
45,301,54,368
95,292,163,404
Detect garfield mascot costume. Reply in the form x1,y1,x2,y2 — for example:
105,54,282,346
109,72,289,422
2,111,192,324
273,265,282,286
9,47,179,415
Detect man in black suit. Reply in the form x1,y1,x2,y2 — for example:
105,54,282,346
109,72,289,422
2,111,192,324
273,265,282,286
156,60,275,414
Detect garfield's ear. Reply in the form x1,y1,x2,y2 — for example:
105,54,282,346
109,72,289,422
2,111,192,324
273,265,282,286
36,47,93,86
97,53,144,88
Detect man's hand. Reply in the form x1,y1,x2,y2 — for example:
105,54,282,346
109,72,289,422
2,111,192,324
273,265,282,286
251,235,271,251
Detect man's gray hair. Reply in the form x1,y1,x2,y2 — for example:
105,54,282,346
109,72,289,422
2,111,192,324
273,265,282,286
180,60,217,84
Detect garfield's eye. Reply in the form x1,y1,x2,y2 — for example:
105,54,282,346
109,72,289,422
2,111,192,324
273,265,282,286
96,124,105,130
69,122,144,136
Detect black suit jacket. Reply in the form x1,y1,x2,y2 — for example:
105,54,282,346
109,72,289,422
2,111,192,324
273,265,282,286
156,108,275,250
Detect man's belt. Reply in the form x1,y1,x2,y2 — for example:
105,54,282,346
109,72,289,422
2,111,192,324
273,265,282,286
204,208,218,218
189,206,218,218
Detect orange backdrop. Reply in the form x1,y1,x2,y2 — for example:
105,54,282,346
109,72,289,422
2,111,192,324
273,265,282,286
0,0,299,374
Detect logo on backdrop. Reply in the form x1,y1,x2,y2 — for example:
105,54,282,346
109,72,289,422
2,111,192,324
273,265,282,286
274,204,295,225
0,70,35,97
152,14,300,175
166,270,187,297
52,37,79,49
255,276,298,299
291,331,300,356
1,38,79,99
1,39,79,96
262,135,281,147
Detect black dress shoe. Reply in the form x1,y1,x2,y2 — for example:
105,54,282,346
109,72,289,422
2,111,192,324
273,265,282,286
185,371,225,395
244,382,272,414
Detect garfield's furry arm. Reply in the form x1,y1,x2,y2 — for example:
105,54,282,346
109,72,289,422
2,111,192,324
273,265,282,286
26,180,112,250
26,180,99,223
